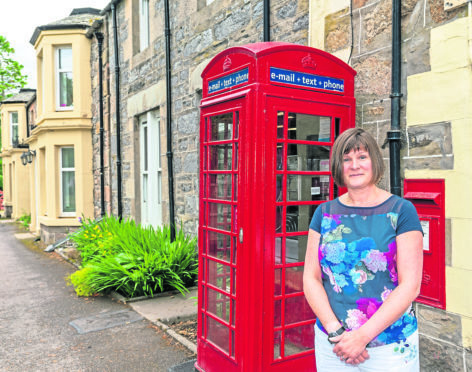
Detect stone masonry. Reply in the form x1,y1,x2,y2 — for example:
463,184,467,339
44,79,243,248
91,0,309,235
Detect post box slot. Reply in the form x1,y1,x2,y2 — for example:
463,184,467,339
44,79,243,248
403,191,441,205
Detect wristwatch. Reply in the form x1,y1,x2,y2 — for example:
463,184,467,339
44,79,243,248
327,325,345,344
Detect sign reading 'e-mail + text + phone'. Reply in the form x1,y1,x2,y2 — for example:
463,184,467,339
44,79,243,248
208,68,249,94
269,67,344,93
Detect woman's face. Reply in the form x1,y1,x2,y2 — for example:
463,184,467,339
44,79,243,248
342,147,373,190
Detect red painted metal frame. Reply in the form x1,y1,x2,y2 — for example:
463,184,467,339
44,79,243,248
198,43,356,372
404,179,446,310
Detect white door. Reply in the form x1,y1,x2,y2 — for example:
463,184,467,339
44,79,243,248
140,111,162,227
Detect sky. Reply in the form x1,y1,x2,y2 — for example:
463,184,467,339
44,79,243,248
1,0,111,90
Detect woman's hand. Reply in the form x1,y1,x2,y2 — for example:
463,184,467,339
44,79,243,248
331,330,370,365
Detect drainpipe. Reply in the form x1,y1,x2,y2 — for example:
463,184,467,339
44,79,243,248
388,0,402,196
95,32,106,217
164,0,176,241
111,2,123,218
264,0,270,42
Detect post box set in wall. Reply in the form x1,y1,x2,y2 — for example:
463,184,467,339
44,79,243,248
404,179,446,309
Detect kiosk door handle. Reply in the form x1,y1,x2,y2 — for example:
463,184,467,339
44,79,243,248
239,228,243,244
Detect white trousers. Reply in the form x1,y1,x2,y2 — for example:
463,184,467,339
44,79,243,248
314,324,420,372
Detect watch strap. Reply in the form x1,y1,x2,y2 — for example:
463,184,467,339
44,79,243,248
327,325,345,342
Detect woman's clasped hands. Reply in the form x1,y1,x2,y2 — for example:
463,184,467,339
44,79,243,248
330,329,371,365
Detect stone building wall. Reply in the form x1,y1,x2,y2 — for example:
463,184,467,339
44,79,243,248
310,0,471,370
92,0,309,235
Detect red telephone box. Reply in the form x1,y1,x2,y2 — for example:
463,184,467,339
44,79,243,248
197,42,356,372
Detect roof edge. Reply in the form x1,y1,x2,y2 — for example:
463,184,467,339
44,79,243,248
30,24,89,46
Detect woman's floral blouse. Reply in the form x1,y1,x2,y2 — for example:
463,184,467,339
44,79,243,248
309,195,423,347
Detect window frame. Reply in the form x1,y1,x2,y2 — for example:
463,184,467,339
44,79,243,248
55,46,74,111
59,146,76,216
10,111,19,146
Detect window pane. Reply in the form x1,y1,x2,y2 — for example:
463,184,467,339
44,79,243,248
209,174,232,200
276,144,284,170
208,259,231,293
233,143,238,170
210,113,233,141
234,111,239,139
285,235,308,263
286,205,318,233
207,316,229,353
12,125,18,143
274,331,282,360
208,231,231,262
142,174,148,203
11,112,18,123
284,324,314,356
277,111,284,139
274,300,282,327
208,203,231,231
285,266,304,294
288,113,331,142
62,171,76,212
59,48,72,70
232,236,237,264
287,175,330,202
274,268,282,296
287,144,330,171
59,71,73,107
140,0,150,50
275,206,282,233
275,237,282,264
209,145,232,170
285,296,315,325
62,148,74,168
143,125,148,171
207,287,230,323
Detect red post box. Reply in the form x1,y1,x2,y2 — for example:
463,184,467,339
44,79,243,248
404,179,446,309
197,42,356,372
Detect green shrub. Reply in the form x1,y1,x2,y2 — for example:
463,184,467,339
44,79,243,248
68,215,198,298
66,267,96,297
18,214,31,229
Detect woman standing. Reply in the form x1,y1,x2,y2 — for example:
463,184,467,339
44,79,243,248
303,128,423,371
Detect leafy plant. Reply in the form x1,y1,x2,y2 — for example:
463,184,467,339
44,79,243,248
67,215,198,298
17,214,31,229
66,267,95,297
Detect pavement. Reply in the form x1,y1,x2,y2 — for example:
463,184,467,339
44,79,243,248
126,288,198,354
7,219,198,372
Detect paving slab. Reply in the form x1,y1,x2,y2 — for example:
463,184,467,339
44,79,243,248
14,232,36,240
129,288,198,323
69,309,143,334
168,359,197,372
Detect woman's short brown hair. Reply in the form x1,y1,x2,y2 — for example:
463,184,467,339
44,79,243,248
331,128,385,187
